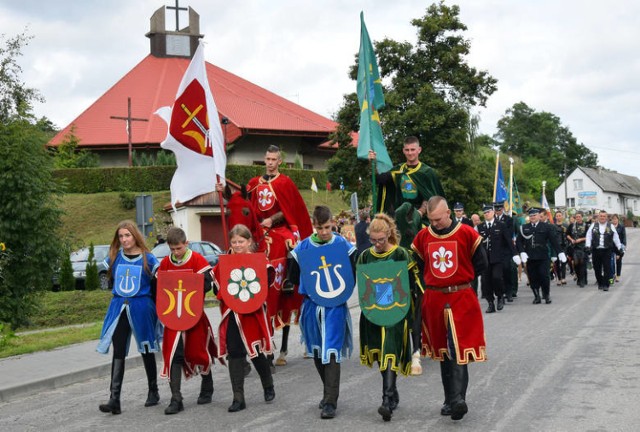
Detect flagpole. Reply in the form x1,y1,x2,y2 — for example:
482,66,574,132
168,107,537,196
493,151,500,202
216,175,230,251
509,157,514,216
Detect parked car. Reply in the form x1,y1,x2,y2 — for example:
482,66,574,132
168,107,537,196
151,241,224,267
53,245,111,290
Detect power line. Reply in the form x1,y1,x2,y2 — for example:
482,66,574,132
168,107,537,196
589,145,640,156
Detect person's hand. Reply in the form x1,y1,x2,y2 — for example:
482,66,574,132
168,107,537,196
368,150,377,161
215,182,224,192
558,252,567,263
520,252,528,264
513,255,522,266
551,256,557,263
261,217,273,228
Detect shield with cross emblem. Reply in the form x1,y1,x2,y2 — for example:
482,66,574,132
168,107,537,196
156,271,204,331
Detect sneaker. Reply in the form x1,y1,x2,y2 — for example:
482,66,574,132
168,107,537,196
410,352,422,376
275,351,287,366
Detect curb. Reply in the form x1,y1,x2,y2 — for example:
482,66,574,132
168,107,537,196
0,352,149,403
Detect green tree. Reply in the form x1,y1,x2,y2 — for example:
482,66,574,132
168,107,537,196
494,101,598,182
0,30,64,328
58,249,75,292
328,2,498,211
53,126,99,168
84,243,99,291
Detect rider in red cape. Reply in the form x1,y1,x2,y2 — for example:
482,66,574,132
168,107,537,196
246,145,313,367
158,228,219,415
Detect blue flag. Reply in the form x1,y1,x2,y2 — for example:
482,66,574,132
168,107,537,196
357,12,392,173
493,157,509,205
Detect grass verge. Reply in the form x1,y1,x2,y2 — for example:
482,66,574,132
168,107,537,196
0,323,102,359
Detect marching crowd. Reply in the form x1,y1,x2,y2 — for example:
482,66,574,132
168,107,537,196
94,139,628,425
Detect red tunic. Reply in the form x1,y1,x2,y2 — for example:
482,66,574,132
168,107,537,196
159,251,219,379
411,223,487,364
247,173,314,328
213,254,274,359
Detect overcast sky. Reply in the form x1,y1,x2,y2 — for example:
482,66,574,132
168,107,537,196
2,0,639,177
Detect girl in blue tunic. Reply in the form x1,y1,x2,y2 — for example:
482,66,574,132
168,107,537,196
97,220,161,415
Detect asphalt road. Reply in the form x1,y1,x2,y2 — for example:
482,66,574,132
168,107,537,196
1,230,640,431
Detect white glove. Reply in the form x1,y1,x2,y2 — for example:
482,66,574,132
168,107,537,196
551,256,557,263
558,252,567,263
512,255,522,266
520,252,528,264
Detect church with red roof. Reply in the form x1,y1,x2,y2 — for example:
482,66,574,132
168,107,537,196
48,4,340,169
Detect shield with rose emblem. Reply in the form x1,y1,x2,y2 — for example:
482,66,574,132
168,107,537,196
218,253,269,314
427,241,459,279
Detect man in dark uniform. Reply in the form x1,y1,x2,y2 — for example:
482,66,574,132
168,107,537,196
585,210,624,291
477,204,520,313
494,201,517,302
453,202,474,227
553,211,569,285
516,208,566,304
566,212,589,287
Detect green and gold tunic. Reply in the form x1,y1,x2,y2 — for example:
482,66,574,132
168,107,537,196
357,245,421,375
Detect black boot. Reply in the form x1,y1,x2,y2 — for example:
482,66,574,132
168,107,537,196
378,367,397,422
439,360,453,416
228,357,246,412
142,353,160,407
485,301,496,313
99,358,125,414
449,362,469,421
314,356,327,409
164,362,184,415
497,298,505,311
252,354,275,402
532,288,542,304
321,357,340,419
197,372,214,405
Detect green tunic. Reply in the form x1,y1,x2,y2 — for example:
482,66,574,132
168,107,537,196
357,245,421,376
377,161,445,225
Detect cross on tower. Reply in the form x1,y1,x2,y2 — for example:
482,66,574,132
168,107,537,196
167,0,188,31
110,97,149,167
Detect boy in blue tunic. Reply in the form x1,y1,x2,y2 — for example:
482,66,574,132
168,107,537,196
288,206,356,419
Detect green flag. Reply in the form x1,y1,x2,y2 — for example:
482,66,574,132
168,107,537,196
357,12,392,173
510,176,523,215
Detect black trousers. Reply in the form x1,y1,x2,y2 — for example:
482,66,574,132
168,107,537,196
592,248,613,288
572,249,588,286
526,258,551,298
481,262,504,302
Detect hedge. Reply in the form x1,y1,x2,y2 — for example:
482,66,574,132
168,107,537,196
54,165,328,194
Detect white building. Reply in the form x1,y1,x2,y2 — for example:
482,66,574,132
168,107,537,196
554,167,640,216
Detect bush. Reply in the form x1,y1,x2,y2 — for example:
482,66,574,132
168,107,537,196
84,243,99,291
58,250,75,292
53,165,327,193
118,192,136,210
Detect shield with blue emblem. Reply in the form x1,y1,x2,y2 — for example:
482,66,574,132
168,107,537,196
298,243,355,307
357,260,410,326
114,264,142,297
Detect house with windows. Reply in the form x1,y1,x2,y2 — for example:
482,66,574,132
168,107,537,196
554,166,640,217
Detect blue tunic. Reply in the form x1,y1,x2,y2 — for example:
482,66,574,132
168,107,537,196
96,251,162,355
292,234,355,364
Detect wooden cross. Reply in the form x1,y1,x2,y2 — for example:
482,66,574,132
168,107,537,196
167,0,188,31
110,97,149,167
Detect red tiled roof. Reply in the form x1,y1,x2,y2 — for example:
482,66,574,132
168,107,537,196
49,55,338,148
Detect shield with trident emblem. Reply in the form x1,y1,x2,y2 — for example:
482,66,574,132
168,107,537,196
298,242,355,307
157,271,204,331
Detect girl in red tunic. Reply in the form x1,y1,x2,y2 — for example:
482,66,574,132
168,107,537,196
213,224,275,412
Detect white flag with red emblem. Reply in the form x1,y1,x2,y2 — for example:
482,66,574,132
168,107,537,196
155,41,226,209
